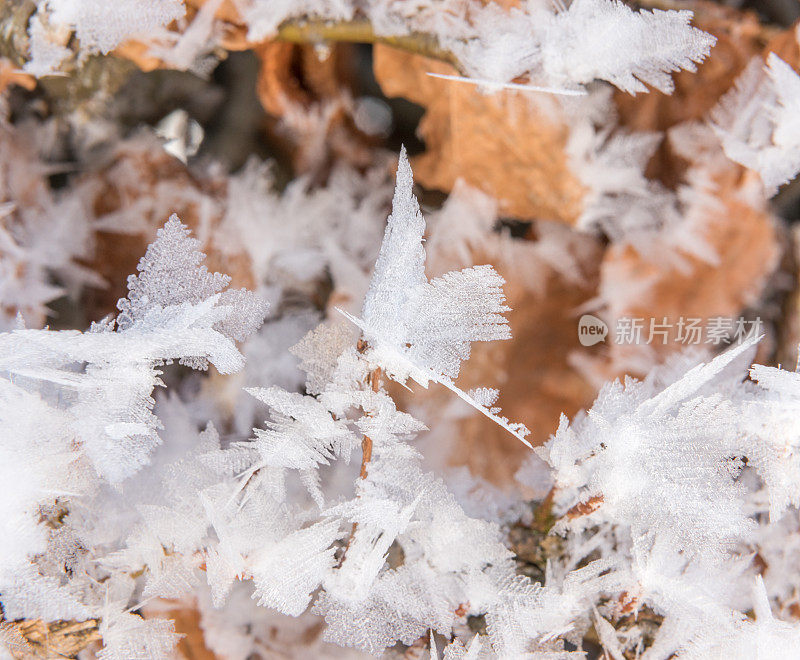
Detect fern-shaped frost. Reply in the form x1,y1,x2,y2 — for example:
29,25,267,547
340,149,529,445
542,0,715,94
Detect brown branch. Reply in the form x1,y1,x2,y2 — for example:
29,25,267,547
274,18,463,73
358,365,381,481
342,348,383,558
359,434,373,480
566,494,604,520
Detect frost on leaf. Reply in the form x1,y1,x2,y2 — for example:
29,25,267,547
540,339,760,561
541,0,716,95
117,214,267,369
340,148,530,446
97,612,182,660
711,53,800,194
44,0,185,55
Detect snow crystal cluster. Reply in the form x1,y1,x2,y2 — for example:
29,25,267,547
0,153,533,658
6,1,800,652
24,0,715,95
238,0,715,94
529,337,800,657
712,53,800,194
0,215,266,654
4,141,800,658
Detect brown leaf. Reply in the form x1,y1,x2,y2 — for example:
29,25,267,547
254,41,374,173
592,174,779,380
453,265,601,483
614,1,769,185
402,238,603,486
373,45,586,224
611,199,776,319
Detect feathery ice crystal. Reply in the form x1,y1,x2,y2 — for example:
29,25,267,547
3,152,800,658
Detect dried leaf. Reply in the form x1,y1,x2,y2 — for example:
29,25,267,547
402,241,602,484
614,1,768,184
592,174,779,381
373,45,586,224
255,41,374,173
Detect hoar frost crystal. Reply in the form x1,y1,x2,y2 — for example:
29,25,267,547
4,149,800,658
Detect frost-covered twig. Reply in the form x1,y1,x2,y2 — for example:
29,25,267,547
359,361,382,481
275,17,462,72
18,0,714,96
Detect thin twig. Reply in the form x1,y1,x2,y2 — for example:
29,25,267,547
342,346,382,557
275,18,463,73
358,365,381,481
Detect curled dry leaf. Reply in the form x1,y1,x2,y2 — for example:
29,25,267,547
373,45,586,224
614,1,769,185
255,41,375,173
404,244,602,485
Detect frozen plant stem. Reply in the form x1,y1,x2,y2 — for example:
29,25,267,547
360,364,382,481
343,341,382,554
276,17,463,73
